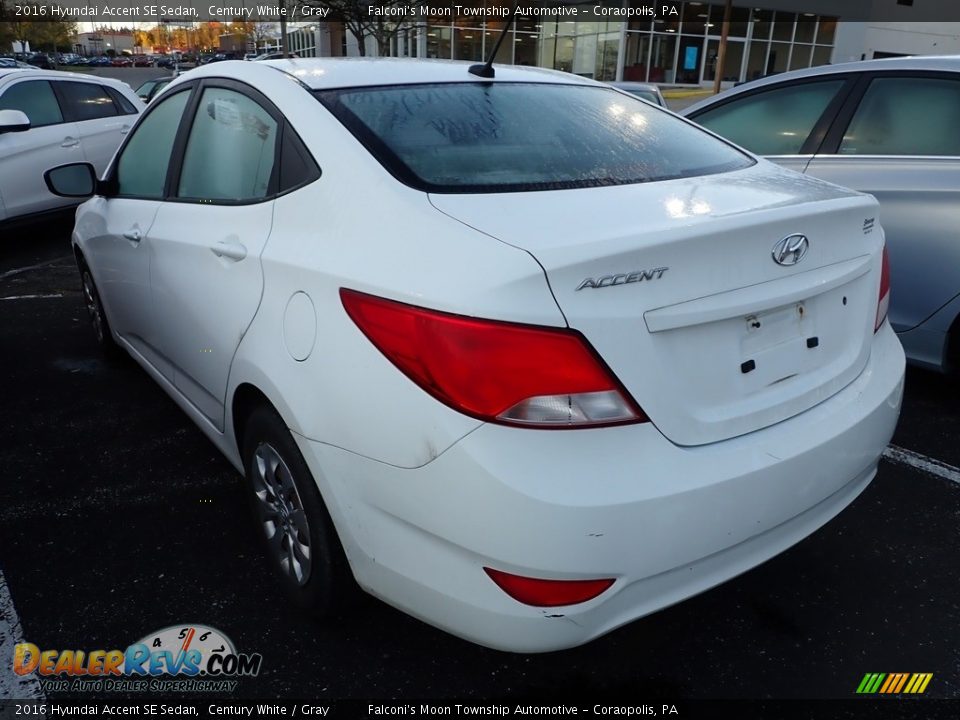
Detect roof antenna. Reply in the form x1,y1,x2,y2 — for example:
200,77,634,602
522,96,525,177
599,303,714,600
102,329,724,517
468,0,521,78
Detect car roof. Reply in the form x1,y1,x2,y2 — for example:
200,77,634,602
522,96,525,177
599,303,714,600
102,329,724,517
242,57,599,90
0,67,133,92
683,54,960,114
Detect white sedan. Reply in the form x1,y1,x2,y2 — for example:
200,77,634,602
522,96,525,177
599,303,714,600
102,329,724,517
46,58,904,652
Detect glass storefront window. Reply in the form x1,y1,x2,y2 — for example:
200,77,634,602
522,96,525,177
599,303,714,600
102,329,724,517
771,13,795,42
649,33,677,84
768,42,791,73
549,34,574,73
751,9,773,41
514,32,538,67
395,5,837,86
516,16,540,33
628,0,652,31
794,16,817,44
653,17,680,35
682,2,707,36
812,44,833,67
789,44,812,70
726,6,751,38
452,26,483,63
624,32,651,81
745,40,768,81
426,25,451,59
704,39,744,83
595,31,620,81
816,18,838,45
573,32,597,77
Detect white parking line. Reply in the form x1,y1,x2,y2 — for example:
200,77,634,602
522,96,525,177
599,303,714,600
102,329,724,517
883,445,960,486
0,294,64,301
0,258,67,281
0,569,45,700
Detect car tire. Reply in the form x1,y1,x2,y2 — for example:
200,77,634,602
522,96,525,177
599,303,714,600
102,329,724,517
78,261,120,357
242,405,351,616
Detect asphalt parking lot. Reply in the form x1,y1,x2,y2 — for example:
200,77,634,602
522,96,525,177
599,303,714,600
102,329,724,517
0,221,958,707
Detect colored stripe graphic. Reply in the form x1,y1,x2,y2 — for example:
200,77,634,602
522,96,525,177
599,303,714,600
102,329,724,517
857,673,932,694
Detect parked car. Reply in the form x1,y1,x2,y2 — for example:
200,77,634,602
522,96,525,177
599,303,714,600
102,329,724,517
25,53,53,69
134,78,161,102
608,81,667,107
89,56,112,67
134,76,174,103
46,58,904,652
0,68,140,229
133,56,153,67
683,55,960,374
244,53,258,61
111,56,133,68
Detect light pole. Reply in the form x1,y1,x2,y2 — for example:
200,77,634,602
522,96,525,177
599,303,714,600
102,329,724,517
713,0,733,95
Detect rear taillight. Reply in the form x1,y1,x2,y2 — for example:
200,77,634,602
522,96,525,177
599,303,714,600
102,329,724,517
875,245,890,332
340,289,646,428
484,568,615,607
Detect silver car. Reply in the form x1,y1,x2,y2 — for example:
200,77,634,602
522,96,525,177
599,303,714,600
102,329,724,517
683,55,960,374
608,81,667,107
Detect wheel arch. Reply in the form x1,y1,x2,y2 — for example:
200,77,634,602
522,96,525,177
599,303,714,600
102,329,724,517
947,310,960,375
231,382,277,461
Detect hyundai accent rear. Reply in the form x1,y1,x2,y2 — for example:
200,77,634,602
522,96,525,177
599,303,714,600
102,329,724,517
62,59,905,653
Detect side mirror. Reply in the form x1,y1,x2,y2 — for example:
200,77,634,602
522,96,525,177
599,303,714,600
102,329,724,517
44,162,98,198
0,109,30,133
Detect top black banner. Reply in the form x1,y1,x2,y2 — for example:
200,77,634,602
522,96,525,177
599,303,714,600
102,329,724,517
4,0,960,24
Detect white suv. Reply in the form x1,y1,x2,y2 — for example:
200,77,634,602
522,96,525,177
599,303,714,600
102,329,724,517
0,68,140,229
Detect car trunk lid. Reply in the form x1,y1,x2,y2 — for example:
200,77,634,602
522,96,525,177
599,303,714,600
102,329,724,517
429,163,884,446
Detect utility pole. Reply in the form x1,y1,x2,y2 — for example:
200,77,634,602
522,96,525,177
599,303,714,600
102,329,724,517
280,0,288,57
713,0,733,95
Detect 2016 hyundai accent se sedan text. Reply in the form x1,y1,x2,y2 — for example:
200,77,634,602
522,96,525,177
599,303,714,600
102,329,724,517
46,58,905,652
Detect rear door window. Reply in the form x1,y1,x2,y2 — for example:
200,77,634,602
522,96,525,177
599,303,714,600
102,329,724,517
691,79,847,155
838,76,960,156
176,87,279,202
57,82,119,122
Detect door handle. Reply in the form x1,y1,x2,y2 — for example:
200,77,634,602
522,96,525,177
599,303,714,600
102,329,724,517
122,229,142,242
211,241,247,261
61,136,80,148
120,125,130,136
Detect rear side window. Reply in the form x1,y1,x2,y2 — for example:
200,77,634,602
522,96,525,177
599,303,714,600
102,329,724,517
839,76,960,156
106,87,138,115
318,82,751,193
176,87,279,202
692,79,846,155
115,89,190,198
279,121,321,192
0,80,63,127
58,82,119,121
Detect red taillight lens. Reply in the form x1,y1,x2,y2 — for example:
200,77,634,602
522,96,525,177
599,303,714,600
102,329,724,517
484,568,615,607
340,289,645,427
875,245,890,332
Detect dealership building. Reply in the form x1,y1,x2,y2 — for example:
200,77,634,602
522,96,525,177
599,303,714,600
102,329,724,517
285,0,960,87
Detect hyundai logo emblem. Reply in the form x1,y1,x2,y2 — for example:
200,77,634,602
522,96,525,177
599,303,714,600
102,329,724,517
772,234,809,266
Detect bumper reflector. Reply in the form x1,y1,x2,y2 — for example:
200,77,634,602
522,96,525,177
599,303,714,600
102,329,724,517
484,567,615,607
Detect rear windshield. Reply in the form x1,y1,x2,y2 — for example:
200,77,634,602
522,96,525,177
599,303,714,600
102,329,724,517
315,82,753,193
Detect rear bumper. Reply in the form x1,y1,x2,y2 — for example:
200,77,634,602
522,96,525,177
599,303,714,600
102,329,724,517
298,322,905,652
